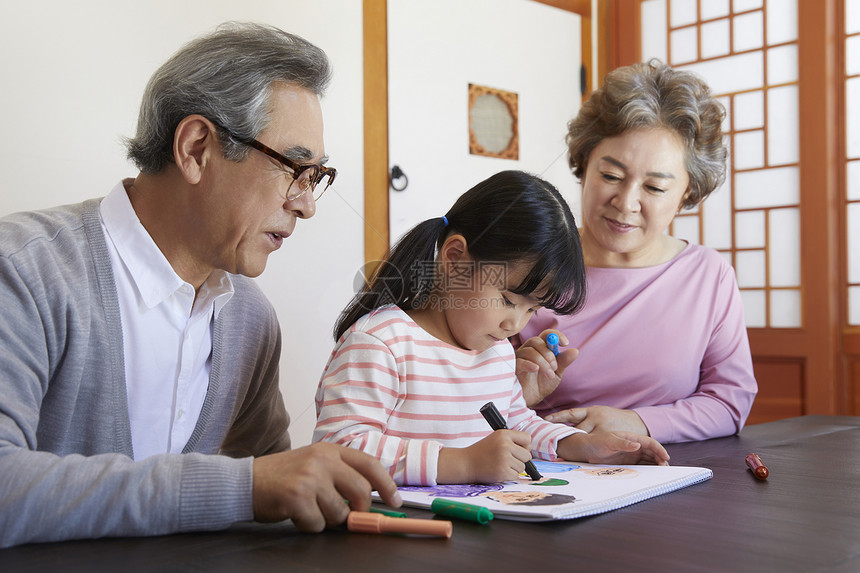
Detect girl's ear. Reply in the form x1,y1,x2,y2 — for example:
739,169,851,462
438,234,469,264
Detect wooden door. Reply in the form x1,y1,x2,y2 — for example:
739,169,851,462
386,0,582,245
363,0,592,264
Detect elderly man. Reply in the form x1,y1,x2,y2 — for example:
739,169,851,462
0,22,399,548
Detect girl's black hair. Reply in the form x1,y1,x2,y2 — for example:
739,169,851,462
334,170,586,340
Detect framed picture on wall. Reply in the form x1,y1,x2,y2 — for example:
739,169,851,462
468,83,519,160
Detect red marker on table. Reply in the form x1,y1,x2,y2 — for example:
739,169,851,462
745,453,769,480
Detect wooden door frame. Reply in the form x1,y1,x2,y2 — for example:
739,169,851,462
794,0,843,414
363,0,390,265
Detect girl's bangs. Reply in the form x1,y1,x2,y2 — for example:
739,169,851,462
508,253,585,316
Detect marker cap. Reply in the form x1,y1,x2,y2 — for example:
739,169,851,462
431,498,494,525
347,512,453,538
546,333,560,356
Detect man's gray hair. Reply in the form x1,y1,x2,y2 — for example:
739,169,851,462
125,21,331,173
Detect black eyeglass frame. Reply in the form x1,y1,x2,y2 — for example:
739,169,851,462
211,120,337,201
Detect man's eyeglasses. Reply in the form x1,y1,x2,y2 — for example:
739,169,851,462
212,121,337,201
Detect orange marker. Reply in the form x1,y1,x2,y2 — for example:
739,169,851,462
745,453,769,480
347,511,453,538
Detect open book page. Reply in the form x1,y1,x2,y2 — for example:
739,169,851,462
379,461,712,522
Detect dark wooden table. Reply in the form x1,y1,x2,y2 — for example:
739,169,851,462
2,415,858,572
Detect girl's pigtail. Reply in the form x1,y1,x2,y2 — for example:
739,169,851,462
333,217,449,340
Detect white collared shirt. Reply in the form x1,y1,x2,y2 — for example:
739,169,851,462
100,181,234,460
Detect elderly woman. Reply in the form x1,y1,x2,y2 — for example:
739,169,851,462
516,60,757,443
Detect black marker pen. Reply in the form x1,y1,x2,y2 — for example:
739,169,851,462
480,401,543,481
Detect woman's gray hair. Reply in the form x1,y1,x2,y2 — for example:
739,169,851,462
126,21,332,173
567,59,727,209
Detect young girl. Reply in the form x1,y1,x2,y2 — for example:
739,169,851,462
314,171,669,486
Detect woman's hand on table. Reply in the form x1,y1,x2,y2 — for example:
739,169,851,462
545,405,650,436
558,430,669,466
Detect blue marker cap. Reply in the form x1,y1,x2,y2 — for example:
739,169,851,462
546,333,560,355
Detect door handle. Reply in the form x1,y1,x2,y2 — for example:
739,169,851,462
389,165,408,191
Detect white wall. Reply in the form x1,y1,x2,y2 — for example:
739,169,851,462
0,0,364,447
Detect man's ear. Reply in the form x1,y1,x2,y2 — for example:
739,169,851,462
173,115,218,185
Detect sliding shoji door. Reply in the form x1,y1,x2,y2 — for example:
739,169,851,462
635,0,848,421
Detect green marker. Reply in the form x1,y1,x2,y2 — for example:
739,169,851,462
430,498,494,525
345,500,407,518
369,506,407,518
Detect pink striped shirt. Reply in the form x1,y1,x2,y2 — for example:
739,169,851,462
314,306,581,485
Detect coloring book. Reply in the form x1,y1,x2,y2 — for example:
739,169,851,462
382,461,712,522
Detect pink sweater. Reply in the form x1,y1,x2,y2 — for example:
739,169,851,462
314,306,581,485
517,243,757,443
